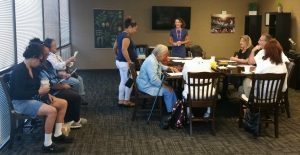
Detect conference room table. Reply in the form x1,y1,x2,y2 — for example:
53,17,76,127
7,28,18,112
166,58,256,100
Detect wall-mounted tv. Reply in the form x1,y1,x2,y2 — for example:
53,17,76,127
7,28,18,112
152,6,191,30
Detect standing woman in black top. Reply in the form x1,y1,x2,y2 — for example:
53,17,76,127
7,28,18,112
113,16,138,107
230,35,253,64
10,43,72,153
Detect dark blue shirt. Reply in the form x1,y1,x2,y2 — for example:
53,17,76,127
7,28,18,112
116,31,137,62
39,60,61,95
170,28,188,57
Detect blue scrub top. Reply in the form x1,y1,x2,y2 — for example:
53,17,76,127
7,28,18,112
170,28,188,57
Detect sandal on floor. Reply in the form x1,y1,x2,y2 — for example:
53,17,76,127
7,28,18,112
118,100,124,106
123,101,135,107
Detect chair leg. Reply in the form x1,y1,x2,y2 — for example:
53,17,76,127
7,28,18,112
158,98,163,119
275,106,279,138
211,106,216,136
131,98,138,121
284,93,291,118
8,118,17,149
189,114,192,135
238,101,244,128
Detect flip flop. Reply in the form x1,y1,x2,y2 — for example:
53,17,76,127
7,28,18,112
123,101,135,107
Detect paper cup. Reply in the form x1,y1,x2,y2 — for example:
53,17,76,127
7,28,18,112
244,66,251,73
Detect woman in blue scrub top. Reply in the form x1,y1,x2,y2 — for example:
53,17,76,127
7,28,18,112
168,18,190,58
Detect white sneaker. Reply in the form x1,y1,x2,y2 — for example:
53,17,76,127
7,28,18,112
77,118,87,125
65,121,74,126
203,112,210,118
70,122,82,129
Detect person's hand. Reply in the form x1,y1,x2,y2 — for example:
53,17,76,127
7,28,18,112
169,66,179,73
68,56,76,62
176,41,182,46
62,84,71,90
48,94,54,104
65,74,71,79
127,61,133,66
253,45,262,51
38,84,50,95
230,56,237,61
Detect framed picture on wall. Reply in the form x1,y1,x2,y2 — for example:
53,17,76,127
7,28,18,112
94,9,123,48
211,14,235,33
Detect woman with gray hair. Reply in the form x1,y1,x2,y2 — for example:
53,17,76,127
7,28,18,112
136,44,178,113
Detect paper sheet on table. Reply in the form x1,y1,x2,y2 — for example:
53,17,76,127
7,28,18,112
218,66,227,69
227,65,237,68
172,60,191,63
167,72,183,76
169,57,181,59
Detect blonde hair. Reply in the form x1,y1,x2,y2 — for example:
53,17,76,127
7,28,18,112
240,35,252,49
152,44,169,56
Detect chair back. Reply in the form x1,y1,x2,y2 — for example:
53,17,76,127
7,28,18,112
0,73,13,138
285,61,295,86
0,73,14,113
249,73,286,107
187,72,220,107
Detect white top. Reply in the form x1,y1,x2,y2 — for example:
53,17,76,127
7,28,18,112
47,52,67,70
254,49,289,63
181,57,215,99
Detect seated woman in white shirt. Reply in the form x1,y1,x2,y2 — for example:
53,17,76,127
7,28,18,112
242,39,288,98
182,56,215,118
44,38,87,105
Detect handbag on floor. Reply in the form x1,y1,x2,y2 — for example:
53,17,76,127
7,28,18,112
243,108,260,137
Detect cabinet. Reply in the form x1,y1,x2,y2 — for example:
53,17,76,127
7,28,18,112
245,15,262,46
268,12,291,51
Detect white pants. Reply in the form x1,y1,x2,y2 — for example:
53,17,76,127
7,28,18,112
116,60,133,101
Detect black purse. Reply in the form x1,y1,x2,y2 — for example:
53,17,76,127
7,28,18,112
125,70,134,88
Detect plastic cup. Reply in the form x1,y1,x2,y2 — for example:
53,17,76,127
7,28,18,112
211,56,215,62
244,66,251,73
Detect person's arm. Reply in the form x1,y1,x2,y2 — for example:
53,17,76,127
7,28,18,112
248,45,261,65
113,41,118,56
168,30,177,46
180,34,190,45
121,38,132,65
47,53,68,70
52,83,71,90
168,36,176,46
144,61,162,87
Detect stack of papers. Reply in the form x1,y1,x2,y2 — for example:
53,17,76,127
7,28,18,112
167,72,183,76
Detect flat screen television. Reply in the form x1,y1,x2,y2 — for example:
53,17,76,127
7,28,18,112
152,6,191,30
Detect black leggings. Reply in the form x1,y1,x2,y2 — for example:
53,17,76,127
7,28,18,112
55,88,81,122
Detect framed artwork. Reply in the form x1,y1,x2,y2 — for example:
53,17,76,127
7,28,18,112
94,9,123,48
211,14,235,33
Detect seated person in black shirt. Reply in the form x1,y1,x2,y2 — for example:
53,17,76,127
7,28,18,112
10,43,73,153
230,35,253,64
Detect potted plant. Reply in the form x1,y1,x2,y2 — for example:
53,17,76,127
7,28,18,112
248,2,258,15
